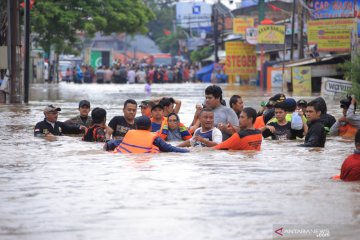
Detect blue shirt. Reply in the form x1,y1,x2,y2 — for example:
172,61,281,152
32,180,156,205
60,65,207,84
151,122,161,132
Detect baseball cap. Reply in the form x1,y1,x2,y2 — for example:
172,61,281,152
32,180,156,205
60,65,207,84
79,100,90,108
151,104,164,112
297,99,307,106
135,116,151,130
269,93,286,102
44,105,61,113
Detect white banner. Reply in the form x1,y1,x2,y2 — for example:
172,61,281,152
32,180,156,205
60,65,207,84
321,77,352,97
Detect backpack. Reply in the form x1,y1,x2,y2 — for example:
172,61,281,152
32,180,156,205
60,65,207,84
291,112,303,130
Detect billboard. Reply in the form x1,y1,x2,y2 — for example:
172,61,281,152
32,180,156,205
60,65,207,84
321,77,352,97
292,67,312,96
257,25,285,44
233,17,254,35
176,2,212,32
225,42,256,76
307,18,354,52
311,0,355,19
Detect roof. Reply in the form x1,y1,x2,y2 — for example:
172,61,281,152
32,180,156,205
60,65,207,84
285,53,350,67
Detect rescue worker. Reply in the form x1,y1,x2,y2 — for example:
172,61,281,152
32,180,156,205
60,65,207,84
34,105,85,137
214,107,262,151
82,107,107,142
114,116,189,154
340,129,360,181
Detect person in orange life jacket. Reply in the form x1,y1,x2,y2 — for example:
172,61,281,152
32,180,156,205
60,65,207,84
298,100,326,147
159,97,182,116
34,105,86,137
178,108,222,147
65,100,93,127
160,113,192,141
214,107,262,151
229,95,244,119
114,116,189,153
330,96,359,138
104,99,137,151
340,129,360,181
139,100,155,118
82,107,107,142
150,104,167,133
261,102,306,140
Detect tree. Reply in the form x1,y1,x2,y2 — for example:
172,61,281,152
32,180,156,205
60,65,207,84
340,56,360,100
190,46,213,63
31,0,155,55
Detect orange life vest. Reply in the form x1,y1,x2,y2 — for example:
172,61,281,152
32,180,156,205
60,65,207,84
114,130,160,154
254,115,265,129
339,124,358,138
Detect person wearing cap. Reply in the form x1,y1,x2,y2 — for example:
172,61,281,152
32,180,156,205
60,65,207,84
254,93,286,129
82,108,107,142
150,104,167,133
65,100,93,127
204,85,239,141
296,99,307,113
139,100,155,118
214,107,262,151
339,129,360,181
329,96,359,138
34,105,85,137
114,116,189,154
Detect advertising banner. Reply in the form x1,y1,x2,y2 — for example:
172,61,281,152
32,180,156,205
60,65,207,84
225,42,256,76
266,67,287,89
321,77,352,97
233,17,254,35
292,67,312,96
246,28,258,45
90,50,101,68
176,2,212,31
308,18,355,52
257,25,285,44
311,0,355,19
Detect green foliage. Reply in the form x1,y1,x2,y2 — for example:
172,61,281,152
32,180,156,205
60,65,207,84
339,56,360,100
190,46,213,63
31,0,155,54
156,30,186,55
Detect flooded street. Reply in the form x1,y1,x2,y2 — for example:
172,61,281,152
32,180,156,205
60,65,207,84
0,83,359,240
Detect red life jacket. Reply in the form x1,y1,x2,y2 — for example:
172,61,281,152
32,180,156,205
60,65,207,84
114,130,160,154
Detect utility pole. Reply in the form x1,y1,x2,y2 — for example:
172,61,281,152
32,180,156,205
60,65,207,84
258,0,265,22
8,0,22,103
24,0,31,103
213,4,219,62
298,4,305,59
290,0,296,60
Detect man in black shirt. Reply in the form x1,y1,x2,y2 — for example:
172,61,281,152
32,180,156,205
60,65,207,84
34,105,85,137
105,99,137,150
299,100,326,147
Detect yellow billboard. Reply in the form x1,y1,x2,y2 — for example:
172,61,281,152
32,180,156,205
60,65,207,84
257,25,285,44
225,42,256,76
292,67,312,96
308,18,354,52
233,17,254,35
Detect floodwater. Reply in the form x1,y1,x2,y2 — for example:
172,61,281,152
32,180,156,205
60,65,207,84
0,83,359,240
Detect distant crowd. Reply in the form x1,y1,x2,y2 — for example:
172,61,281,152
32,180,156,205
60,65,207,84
62,61,201,84
33,85,360,181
